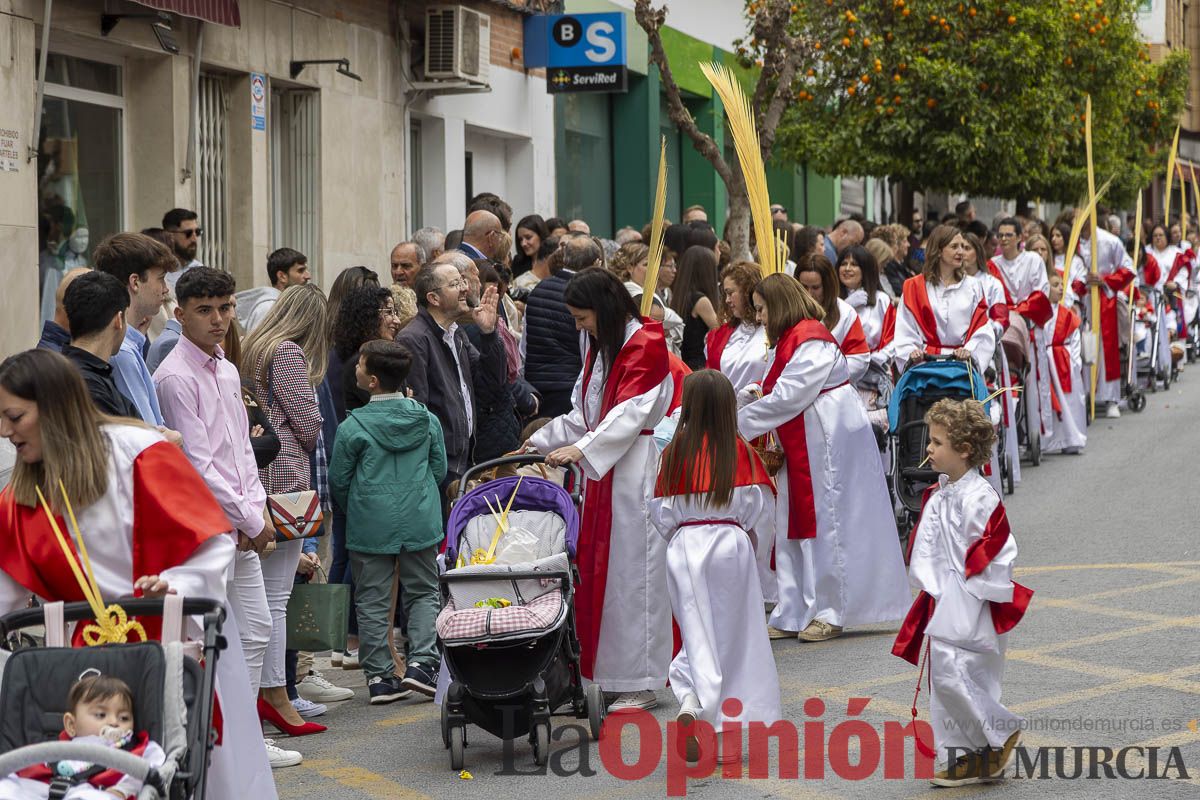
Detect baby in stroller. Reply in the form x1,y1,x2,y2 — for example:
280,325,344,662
0,673,165,800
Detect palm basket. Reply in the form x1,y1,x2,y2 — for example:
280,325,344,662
752,433,785,476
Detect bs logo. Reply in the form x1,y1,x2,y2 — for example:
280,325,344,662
551,16,618,64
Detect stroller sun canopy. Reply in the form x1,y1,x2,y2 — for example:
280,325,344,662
888,359,990,432
445,476,580,565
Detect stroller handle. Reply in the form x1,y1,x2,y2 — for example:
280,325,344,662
0,598,225,639
457,454,583,505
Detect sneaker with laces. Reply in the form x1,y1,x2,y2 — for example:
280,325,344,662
676,693,703,762
298,670,355,703
608,690,658,713
930,751,985,787
340,648,361,669
797,620,843,642
291,696,327,718
264,738,302,769
399,662,438,697
368,675,412,705
984,731,1021,779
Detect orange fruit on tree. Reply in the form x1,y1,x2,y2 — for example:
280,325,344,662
1007,15,1016,24
927,98,937,108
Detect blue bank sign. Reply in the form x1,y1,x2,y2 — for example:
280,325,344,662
523,12,628,94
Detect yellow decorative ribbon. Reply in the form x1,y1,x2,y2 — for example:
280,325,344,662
35,482,147,646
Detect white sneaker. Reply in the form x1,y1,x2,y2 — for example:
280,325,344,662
676,693,702,726
340,649,360,669
608,690,658,713
291,696,327,718
264,738,302,769
1105,403,1121,418
298,670,355,703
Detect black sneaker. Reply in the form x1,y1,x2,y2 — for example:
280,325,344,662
399,662,438,697
367,675,412,705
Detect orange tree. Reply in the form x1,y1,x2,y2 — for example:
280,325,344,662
756,0,1188,203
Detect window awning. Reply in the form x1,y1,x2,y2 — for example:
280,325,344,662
132,0,240,27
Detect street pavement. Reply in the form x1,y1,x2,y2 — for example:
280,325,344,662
273,376,1200,798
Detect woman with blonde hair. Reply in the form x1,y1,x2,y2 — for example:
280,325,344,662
241,283,331,738
892,224,997,374
0,349,277,798
737,275,909,643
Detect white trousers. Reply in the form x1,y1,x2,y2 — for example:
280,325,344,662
226,548,271,696
929,636,1021,760
0,778,122,799
260,539,303,689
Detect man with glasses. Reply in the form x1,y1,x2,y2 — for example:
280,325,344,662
397,262,505,495
771,204,788,223
163,208,203,291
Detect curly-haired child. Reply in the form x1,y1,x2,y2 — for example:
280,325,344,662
891,399,1034,787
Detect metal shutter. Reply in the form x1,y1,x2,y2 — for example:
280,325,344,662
197,73,228,271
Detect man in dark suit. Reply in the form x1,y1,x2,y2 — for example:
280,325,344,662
397,262,506,492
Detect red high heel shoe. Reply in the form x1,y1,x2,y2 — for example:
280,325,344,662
257,697,327,736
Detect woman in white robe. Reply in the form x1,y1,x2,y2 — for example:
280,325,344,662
650,370,780,762
795,255,870,383
737,275,910,643
526,268,673,712
837,245,897,429
1043,278,1087,454
0,349,276,800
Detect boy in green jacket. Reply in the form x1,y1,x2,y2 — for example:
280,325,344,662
330,340,447,704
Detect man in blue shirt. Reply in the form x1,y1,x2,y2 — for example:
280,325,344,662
93,232,178,425
36,267,89,352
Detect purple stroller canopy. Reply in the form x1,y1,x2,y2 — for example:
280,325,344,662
445,476,580,565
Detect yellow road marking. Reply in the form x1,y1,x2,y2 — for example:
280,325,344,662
300,759,433,799
1014,561,1200,574
375,706,440,727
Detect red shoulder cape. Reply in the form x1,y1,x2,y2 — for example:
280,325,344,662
654,440,775,498
901,276,991,352
704,322,737,371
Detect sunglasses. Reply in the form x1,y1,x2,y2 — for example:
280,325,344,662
170,227,203,239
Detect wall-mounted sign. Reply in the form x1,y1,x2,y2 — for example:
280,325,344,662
524,13,628,94
250,73,266,131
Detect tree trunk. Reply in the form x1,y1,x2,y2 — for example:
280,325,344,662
726,191,753,262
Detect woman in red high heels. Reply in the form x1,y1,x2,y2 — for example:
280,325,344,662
241,285,330,738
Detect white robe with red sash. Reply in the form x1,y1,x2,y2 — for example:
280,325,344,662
737,322,909,632
892,275,997,374
972,270,1020,486
987,253,1054,438
650,445,781,727
892,470,1032,762
1056,253,1090,312
704,320,769,393
530,319,673,691
0,424,276,800
1078,229,1135,404
830,297,871,384
1043,305,1087,453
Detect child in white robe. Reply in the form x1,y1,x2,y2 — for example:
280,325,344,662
1043,276,1086,454
893,399,1032,787
649,370,781,764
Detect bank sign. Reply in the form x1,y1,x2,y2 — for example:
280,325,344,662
523,13,628,94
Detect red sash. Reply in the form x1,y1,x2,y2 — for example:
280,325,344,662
876,303,897,352
892,493,1034,664
1096,267,1135,381
760,320,838,540
901,276,991,352
839,315,870,356
987,258,1053,327
575,320,670,679
655,440,776,498
667,353,691,416
1167,250,1194,285
704,322,738,371
1048,308,1081,415
1142,252,1162,288
18,731,153,788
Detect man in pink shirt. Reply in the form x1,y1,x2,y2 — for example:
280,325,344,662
153,267,301,769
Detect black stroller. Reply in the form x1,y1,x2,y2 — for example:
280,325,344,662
0,597,225,800
437,456,606,771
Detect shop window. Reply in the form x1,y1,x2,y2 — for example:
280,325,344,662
197,74,229,271
36,53,123,319
271,89,320,274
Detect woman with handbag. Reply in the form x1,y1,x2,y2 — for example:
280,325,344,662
241,284,329,737
0,349,278,798
737,274,910,643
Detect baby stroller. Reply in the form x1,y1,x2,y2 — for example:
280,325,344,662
437,455,605,771
999,320,1041,467
888,357,992,557
1132,285,1171,393
0,597,224,800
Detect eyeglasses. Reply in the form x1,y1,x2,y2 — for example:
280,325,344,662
379,306,399,317
997,232,1018,239
439,278,467,291
170,227,203,239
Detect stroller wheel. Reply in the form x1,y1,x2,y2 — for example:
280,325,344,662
531,721,551,767
440,700,450,749
449,725,466,771
1005,454,1015,496
586,683,607,741
1129,391,1147,413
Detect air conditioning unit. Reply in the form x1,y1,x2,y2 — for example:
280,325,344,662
425,5,491,85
